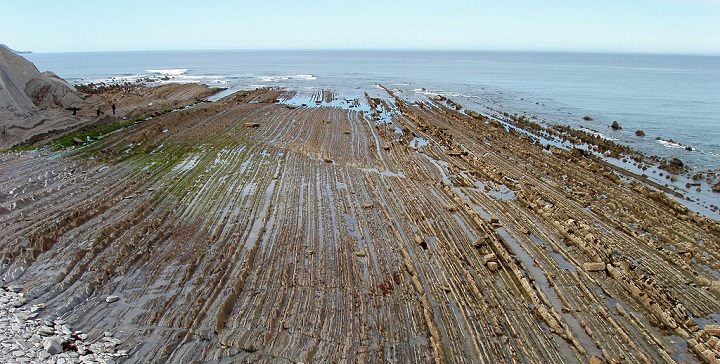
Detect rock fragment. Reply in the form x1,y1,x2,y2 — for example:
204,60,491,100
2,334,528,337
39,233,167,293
38,326,55,336
583,262,606,272
705,324,720,337
4,285,22,293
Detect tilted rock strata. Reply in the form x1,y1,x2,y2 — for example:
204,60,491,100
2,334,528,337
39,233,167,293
1,86,719,363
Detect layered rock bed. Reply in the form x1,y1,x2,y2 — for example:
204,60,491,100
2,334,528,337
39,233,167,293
1,83,719,363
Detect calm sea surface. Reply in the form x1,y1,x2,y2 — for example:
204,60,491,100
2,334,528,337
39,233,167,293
26,50,720,174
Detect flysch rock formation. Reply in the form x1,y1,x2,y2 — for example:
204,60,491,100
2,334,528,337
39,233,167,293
0,45,104,149
1,81,720,363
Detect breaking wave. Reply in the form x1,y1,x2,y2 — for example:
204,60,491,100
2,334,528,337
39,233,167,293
146,68,189,76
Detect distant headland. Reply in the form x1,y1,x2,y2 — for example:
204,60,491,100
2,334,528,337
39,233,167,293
0,44,33,54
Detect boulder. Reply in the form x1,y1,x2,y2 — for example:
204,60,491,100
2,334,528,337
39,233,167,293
635,130,645,137
611,121,622,130
483,253,497,265
659,157,685,174
105,295,120,303
43,337,63,355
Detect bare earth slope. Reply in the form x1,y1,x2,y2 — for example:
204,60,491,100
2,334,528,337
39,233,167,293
1,87,720,363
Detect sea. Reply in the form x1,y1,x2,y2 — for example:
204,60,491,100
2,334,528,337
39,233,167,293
24,50,720,215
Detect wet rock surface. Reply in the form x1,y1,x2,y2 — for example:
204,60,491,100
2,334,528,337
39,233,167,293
1,85,719,363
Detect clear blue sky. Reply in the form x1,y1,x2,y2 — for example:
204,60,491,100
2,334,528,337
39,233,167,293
3,0,719,54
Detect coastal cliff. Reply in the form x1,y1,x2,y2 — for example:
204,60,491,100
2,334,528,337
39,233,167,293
0,46,105,149
0,45,86,112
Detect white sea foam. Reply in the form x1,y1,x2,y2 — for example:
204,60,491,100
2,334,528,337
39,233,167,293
86,74,146,84
656,139,685,149
259,76,281,82
154,74,228,84
258,74,317,83
85,70,228,86
412,88,441,97
147,68,189,76
578,127,618,141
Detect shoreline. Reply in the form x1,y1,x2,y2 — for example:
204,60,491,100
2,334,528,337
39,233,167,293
23,50,720,177
483,104,720,218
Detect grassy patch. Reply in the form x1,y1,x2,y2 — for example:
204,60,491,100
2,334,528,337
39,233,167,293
3,144,40,153
51,119,138,150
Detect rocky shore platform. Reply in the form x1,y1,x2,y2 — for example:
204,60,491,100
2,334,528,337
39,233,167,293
1,83,720,363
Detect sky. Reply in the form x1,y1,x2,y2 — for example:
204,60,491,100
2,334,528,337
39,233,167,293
2,0,719,54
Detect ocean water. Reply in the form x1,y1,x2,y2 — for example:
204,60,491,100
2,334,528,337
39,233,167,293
25,50,720,174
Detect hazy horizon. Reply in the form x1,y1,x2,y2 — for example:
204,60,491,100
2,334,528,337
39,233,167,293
9,47,719,59
15,48,720,57
4,0,719,55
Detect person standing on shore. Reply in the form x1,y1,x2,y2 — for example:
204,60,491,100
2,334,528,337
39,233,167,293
111,103,116,115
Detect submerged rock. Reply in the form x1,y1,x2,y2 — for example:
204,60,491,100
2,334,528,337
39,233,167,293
635,130,645,136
